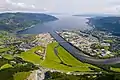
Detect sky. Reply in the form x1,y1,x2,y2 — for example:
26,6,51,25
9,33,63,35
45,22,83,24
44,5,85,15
1,0,120,14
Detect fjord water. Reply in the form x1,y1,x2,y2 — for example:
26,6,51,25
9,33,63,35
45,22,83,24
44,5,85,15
18,15,120,65
18,15,92,34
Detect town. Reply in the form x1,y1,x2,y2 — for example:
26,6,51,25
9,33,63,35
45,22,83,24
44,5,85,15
58,30,120,59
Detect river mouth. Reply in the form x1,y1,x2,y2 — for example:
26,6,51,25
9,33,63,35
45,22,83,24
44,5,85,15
18,15,93,34
17,15,120,66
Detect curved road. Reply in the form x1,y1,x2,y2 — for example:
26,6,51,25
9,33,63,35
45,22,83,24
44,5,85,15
50,31,120,65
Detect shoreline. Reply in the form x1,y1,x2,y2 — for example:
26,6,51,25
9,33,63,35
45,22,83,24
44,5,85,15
16,25,36,34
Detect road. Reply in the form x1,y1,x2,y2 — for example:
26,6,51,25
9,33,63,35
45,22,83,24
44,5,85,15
50,31,120,65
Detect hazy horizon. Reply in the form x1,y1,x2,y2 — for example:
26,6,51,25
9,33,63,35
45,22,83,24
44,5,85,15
0,0,120,15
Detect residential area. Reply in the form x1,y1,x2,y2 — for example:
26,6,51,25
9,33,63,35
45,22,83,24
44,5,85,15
58,30,120,58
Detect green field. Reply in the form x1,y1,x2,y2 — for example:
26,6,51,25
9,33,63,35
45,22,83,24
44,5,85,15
3,54,14,60
0,48,10,53
110,67,120,72
0,62,37,80
0,41,114,80
0,46,44,80
41,42,99,72
0,64,13,70
19,46,43,64
13,72,31,80
18,42,101,72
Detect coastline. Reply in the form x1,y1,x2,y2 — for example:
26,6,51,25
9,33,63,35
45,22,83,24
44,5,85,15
16,25,36,34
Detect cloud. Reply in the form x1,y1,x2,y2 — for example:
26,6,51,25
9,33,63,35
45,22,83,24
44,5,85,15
105,5,120,13
6,0,35,9
0,0,119,14
31,5,35,8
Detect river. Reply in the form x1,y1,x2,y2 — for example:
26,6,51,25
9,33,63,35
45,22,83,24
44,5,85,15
51,31,120,65
18,15,120,65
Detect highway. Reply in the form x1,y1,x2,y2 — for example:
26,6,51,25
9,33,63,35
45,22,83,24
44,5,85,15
50,31,120,65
